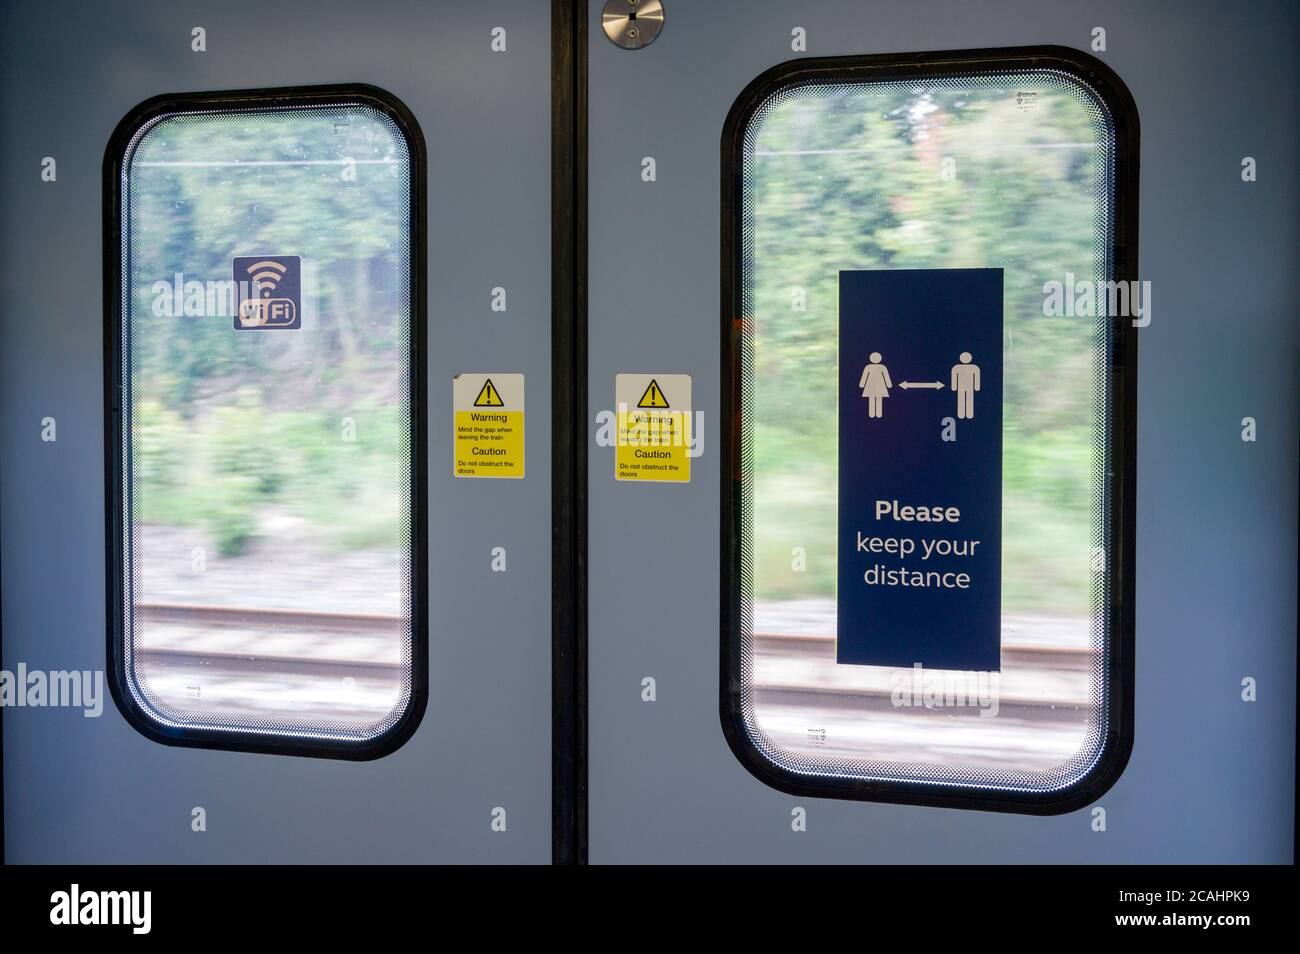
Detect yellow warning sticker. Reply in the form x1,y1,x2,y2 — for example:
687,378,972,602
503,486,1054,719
615,373,691,483
454,373,524,478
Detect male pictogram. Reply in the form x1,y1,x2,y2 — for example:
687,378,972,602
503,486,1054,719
951,352,980,419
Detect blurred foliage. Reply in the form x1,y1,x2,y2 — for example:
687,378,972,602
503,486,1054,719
127,87,1109,613
747,78,1109,614
127,107,408,558
135,396,402,557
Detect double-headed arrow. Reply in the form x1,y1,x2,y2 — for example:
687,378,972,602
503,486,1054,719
898,380,945,390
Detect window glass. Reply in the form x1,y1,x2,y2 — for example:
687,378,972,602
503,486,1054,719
731,64,1131,797
111,94,422,749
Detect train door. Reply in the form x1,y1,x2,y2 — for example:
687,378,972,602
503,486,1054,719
1,0,554,862
584,0,1296,861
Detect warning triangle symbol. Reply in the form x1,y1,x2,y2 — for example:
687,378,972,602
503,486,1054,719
473,378,505,407
637,379,670,409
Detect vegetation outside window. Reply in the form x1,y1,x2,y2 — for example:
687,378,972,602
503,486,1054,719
721,49,1138,811
105,87,427,758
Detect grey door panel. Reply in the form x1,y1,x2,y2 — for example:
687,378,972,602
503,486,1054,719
1,0,552,863
586,0,1295,863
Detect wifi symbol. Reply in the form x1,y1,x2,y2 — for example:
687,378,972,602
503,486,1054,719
246,259,288,296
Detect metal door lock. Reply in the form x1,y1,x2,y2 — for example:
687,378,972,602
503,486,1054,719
601,0,664,50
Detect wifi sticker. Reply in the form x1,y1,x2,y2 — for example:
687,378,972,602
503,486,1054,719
233,255,301,329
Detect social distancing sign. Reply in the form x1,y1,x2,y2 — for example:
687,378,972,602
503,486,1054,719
454,373,524,478
615,373,691,483
837,269,1003,671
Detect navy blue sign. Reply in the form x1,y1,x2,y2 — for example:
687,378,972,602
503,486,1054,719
233,255,301,330
837,269,1003,671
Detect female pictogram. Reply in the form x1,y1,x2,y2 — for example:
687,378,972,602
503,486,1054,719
858,352,892,418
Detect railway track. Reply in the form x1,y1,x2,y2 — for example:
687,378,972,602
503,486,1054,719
132,603,1096,768
134,602,1091,659
133,602,1094,709
135,602,404,634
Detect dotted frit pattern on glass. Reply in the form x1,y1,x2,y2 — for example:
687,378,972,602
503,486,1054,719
117,102,416,744
737,69,1119,794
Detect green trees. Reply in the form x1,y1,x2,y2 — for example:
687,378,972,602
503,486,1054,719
745,78,1110,613
127,107,409,558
